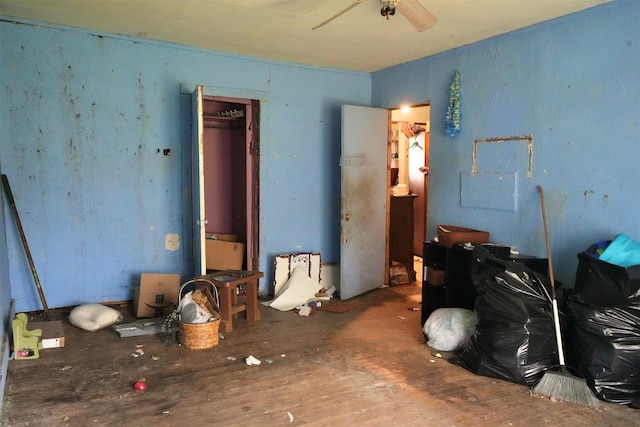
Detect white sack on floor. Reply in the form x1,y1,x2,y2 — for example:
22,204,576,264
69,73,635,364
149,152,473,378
69,303,123,332
423,307,477,351
266,267,322,311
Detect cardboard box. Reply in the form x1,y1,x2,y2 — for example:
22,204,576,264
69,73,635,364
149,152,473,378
134,273,181,318
206,234,245,270
436,225,490,248
205,233,239,242
30,320,65,349
390,264,411,286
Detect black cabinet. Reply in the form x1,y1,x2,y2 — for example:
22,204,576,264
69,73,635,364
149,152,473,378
421,241,547,326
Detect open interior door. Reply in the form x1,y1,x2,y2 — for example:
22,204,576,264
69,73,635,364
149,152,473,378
192,85,206,276
340,105,389,300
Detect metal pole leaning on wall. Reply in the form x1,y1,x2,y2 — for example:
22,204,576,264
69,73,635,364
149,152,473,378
1,174,51,320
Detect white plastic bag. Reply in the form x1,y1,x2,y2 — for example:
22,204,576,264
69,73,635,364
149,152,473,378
178,291,212,324
69,303,123,332
423,308,477,351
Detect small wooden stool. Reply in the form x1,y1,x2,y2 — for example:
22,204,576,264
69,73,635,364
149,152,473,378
200,270,263,333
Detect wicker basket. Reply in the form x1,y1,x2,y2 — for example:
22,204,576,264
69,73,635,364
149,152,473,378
178,318,220,350
177,278,221,350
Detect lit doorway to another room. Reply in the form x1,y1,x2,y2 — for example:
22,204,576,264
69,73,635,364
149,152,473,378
199,96,260,273
388,105,430,288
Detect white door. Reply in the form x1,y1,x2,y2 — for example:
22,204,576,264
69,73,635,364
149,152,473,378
340,105,389,300
192,85,206,276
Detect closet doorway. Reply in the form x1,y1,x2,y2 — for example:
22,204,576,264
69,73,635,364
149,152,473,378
194,91,260,275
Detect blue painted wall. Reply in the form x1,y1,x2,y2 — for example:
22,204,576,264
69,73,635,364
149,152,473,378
373,0,640,286
0,19,370,312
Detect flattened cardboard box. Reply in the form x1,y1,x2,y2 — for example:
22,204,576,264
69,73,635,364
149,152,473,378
30,320,65,349
134,273,181,318
206,233,245,270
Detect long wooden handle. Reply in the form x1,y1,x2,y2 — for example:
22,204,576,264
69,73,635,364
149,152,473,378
2,175,51,320
2,174,15,204
537,185,565,366
537,185,555,296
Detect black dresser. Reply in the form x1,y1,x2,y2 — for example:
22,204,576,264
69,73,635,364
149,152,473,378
421,241,548,326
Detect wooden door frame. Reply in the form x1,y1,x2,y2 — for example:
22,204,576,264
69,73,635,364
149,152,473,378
199,94,260,273
387,104,430,263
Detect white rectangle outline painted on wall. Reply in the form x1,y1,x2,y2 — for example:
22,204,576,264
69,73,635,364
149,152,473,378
461,171,518,211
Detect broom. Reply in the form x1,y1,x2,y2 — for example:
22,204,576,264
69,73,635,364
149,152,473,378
532,185,599,408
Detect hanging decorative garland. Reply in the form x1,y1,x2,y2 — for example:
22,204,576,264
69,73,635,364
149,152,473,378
445,70,461,138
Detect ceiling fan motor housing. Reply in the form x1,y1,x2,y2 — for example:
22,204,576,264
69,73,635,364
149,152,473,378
381,6,396,17
314,0,435,32
380,0,398,18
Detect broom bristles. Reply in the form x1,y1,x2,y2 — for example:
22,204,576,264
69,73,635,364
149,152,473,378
533,368,599,408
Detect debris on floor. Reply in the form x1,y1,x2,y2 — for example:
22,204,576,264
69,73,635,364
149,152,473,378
298,305,313,316
264,252,335,312
113,318,165,337
296,301,322,316
263,267,327,311
131,348,144,358
245,355,261,366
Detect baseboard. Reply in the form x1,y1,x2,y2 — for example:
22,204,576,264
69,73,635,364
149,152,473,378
22,300,133,318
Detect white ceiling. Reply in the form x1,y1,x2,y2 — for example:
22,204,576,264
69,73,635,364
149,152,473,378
0,0,609,72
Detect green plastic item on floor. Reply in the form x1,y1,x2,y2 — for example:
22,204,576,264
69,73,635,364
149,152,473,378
12,313,43,360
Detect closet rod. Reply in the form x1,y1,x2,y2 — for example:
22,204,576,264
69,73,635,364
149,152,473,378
206,109,245,119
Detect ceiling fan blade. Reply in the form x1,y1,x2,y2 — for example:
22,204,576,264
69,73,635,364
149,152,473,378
397,0,437,32
312,0,365,30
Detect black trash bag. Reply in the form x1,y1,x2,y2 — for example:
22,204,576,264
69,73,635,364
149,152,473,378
566,296,640,408
453,247,557,386
574,252,640,306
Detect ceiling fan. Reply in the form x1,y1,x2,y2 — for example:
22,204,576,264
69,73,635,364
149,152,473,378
312,0,437,31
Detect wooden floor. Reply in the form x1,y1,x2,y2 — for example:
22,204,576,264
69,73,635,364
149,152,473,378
2,282,638,427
